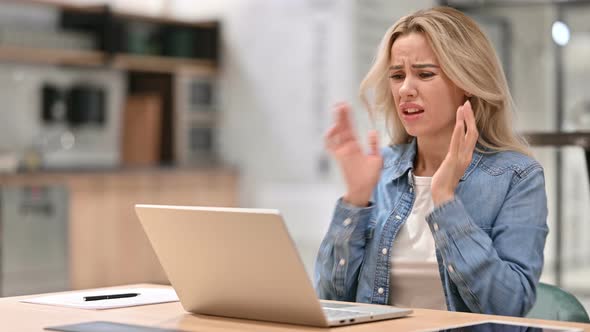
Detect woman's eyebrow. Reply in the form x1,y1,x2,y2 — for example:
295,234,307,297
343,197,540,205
389,63,440,70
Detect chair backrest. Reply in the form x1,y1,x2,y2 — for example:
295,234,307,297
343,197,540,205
526,282,590,323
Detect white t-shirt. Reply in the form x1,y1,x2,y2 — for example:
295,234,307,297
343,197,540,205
388,174,446,310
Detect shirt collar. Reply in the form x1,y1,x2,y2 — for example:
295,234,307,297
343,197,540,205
385,138,484,183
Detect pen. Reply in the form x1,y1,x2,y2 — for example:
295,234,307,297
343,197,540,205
83,293,140,301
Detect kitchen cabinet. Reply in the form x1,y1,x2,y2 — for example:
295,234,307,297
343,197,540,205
0,168,237,290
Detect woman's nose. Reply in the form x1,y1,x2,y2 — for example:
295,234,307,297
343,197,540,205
399,77,417,98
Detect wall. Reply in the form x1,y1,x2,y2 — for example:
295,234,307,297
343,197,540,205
561,5,590,289
469,4,590,288
465,4,562,283
210,0,436,274
216,0,354,274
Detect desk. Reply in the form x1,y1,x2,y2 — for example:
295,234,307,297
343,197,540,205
3,284,590,332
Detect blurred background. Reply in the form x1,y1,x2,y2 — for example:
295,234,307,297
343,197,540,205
0,0,588,313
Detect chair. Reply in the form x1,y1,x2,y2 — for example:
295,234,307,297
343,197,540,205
526,282,590,323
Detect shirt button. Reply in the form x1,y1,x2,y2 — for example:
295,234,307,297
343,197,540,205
378,288,384,294
395,215,402,220
382,248,388,255
343,218,352,226
339,258,346,266
433,223,439,231
448,265,455,273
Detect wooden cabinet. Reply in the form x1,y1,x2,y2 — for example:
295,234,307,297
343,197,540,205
0,169,237,290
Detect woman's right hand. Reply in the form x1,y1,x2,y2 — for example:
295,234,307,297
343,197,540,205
325,103,383,207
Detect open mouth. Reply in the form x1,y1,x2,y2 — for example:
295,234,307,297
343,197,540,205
403,108,424,115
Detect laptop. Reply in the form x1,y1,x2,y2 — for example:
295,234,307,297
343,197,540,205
135,204,412,327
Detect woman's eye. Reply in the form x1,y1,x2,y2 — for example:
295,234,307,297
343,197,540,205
389,74,404,80
419,72,435,78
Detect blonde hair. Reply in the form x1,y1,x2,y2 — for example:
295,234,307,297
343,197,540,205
360,6,530,155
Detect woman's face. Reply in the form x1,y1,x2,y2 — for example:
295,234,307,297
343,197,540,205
389,32,466,140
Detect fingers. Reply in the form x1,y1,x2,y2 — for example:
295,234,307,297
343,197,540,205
324,103,381,156
334,103,354,133
324,126,345,151
462,100,479,154
449,105,465,157
324,124,364,151
368,130,380,156
325,103,356,150
324,126,339,148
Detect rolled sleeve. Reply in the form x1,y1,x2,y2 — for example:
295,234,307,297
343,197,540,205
427,199,479,250
314,198,374,301
426,165,548,316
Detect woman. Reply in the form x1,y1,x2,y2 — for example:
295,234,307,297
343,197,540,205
314,6,548,317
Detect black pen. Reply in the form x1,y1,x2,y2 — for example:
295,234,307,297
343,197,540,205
83,293,140,301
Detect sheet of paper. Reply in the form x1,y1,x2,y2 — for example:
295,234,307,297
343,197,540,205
20,287,179,310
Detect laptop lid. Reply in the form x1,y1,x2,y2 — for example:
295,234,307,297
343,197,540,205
135,204,329,326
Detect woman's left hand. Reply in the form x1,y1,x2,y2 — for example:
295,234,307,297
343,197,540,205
431,100,479,206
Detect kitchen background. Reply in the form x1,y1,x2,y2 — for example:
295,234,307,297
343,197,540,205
0,0,588,313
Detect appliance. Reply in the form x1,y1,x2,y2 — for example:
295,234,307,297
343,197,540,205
0,185,69,296
65,84,106,127
174,72,217,165
0,63,125,170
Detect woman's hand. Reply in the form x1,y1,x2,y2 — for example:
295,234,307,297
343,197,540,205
431,100,479,206
325,103,383,207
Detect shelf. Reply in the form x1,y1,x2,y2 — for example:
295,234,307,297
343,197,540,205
0,0,106,14
0,45,105,67
523,131,590,148
0,46,217,74
114,11,217,29
111,54,217,75
0,166,236,185
2,0,216,28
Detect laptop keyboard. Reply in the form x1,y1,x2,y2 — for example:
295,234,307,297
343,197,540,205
321,302,355,309
322,307,368,319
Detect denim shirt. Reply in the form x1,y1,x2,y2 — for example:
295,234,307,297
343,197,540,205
314,140,549,317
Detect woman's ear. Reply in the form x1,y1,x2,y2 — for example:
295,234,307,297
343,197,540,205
464,92,473,102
